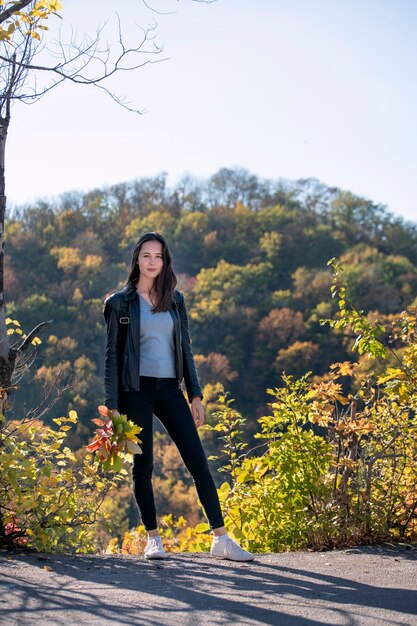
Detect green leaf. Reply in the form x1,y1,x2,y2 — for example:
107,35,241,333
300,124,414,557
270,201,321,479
111,454,124,473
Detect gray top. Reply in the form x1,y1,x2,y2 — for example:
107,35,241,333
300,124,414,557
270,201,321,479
139,295,176,378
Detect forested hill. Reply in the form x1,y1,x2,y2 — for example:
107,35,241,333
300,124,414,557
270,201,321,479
5,168,417,440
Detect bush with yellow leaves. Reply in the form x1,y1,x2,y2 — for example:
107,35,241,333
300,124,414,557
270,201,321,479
0,409,125,553
106,514,212,555
201,260,417,552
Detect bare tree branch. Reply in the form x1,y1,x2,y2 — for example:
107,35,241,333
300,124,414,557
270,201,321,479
0,1,33,26
0,18,167,113
15,320,53,355
142,0,177,16
7,373,72,432
142,0,217,15
21,375,72,426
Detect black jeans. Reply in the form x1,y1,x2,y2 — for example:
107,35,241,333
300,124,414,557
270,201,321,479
119,376,224,531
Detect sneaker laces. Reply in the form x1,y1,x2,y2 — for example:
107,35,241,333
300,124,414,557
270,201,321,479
146,537,163,551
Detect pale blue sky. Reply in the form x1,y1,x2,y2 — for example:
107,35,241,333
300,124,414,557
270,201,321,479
7,0,417,222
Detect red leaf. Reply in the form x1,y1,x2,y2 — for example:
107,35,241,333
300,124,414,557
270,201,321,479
85,439,103,452
96,424,113,438
92,418,105,427
99,442,110,459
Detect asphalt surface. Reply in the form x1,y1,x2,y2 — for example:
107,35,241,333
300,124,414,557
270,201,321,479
1,544,417,625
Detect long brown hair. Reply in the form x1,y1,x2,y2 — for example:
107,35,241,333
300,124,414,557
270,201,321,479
126,232,177,312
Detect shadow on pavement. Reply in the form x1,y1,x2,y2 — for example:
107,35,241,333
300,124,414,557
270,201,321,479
1,547,417,626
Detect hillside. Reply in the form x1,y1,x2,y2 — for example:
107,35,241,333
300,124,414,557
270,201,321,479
6,168,417,437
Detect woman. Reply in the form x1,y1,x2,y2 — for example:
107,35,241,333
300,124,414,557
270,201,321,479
103,232,253,562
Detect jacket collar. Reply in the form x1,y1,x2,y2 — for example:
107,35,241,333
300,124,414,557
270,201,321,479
122,284,138,301
123,284,178,310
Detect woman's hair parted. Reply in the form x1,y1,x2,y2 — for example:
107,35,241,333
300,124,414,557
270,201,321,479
126,232,177,312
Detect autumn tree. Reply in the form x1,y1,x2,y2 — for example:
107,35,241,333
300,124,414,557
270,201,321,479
5,168,417,431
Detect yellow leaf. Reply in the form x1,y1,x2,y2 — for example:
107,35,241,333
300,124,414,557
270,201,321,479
338,361,354,376
68,410,78,422
236,471,252,483
377,368,404,384
125,422,142,437
195,523,210,533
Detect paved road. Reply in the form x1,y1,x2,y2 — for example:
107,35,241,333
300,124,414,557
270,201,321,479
1,544,417,625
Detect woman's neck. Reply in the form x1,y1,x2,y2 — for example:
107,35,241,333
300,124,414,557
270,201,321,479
137,277,155,294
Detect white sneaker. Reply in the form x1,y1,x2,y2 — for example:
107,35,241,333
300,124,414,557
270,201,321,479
210,536,254,562
144,536,167,560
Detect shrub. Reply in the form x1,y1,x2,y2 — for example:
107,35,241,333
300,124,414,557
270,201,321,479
106,514,212,555
201,260,417,551
0,410,125,553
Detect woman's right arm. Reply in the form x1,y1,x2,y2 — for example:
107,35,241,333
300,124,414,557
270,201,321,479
103,297,120,411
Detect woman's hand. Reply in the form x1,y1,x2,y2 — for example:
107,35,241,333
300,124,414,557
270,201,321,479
191,397,204,428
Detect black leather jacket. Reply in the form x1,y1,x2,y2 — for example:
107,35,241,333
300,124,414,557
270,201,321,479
103,286,203,409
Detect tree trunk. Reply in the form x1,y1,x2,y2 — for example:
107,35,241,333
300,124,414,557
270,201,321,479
0,116,9,544
0,116,15,417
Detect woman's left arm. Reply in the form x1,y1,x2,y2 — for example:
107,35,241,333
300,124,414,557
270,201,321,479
177,291,203,404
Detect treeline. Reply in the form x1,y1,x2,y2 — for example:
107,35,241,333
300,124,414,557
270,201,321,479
5,168,417,441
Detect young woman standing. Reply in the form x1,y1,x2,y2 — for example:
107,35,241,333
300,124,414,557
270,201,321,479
103,232,253,562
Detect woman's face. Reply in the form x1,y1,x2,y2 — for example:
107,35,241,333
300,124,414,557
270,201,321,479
137,240,164,281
